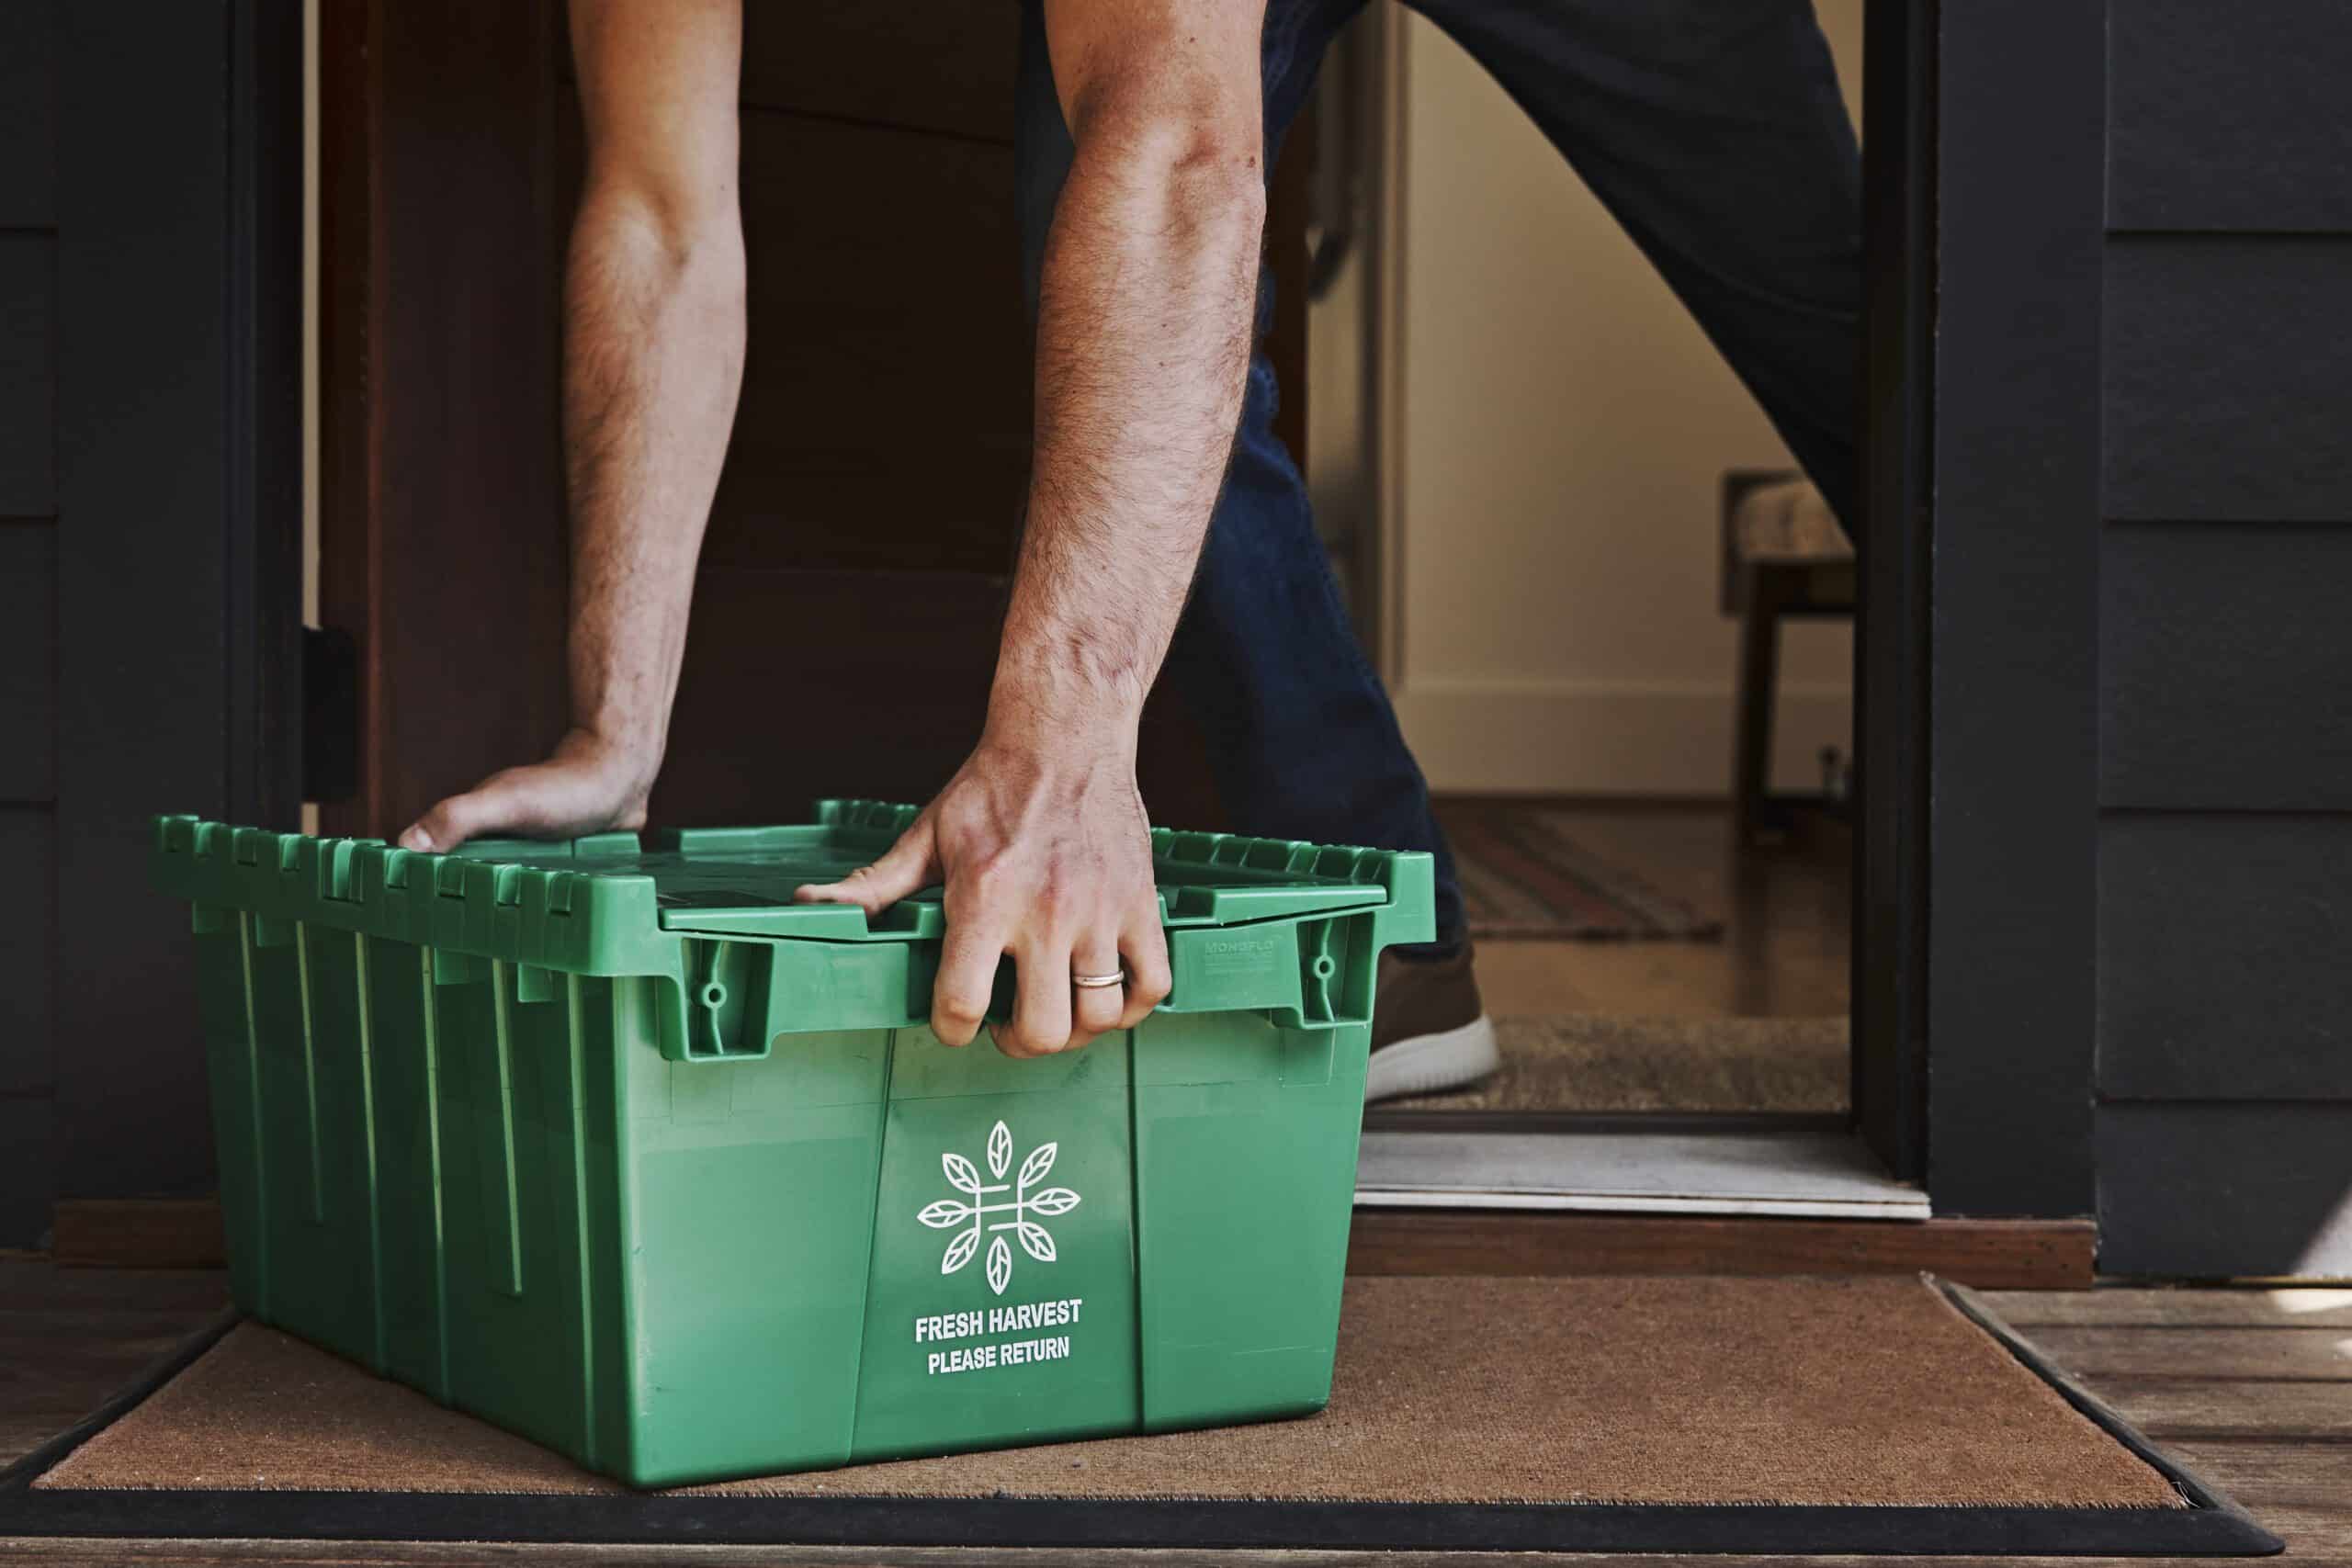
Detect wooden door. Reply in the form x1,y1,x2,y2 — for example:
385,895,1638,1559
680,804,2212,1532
318,1,1305,840
640,6,1032,823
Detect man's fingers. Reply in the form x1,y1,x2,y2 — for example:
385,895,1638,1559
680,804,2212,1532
1069,935,1125,1044
993,938,1074,1060
397,808,455,854
399,780,516,853
930,918,1003,1049
1115,916,1172,1032
794,818,938,917
398,745,653,852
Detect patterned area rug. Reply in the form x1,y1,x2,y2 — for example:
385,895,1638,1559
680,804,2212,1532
1388,1014,1849,1113
1436,803,1724,941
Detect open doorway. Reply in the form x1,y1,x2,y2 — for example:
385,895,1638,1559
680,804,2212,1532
1308,4,1927,1214
305,0,1933,1222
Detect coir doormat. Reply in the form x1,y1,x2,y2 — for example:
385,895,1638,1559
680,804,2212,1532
1386,1012,1850,1113
0,1276,2278,1556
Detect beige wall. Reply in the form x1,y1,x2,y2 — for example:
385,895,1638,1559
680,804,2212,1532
1384,1,1863,796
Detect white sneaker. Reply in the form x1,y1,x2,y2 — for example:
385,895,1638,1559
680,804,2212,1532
1363,947,1500,1102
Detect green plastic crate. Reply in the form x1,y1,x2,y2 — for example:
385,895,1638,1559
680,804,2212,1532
150,799,1431,1486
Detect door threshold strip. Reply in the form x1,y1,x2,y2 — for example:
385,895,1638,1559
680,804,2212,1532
1354,1127,1930,1220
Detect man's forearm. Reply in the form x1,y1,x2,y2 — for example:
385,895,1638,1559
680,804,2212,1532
791,4,1265,1057
399,0,744,855
561,185,746,777
990,105,1267,748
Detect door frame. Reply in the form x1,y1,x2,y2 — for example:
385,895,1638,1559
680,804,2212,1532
1851,0,1935,1183
1335,5,1944,1185
1910,0,2105,1219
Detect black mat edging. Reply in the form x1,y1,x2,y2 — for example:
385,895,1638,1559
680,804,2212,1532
0,1304,241,1492
1938,1279,2282,1555
0,1290,2284,1556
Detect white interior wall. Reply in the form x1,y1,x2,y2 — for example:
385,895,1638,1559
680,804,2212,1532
1384,1,1864,796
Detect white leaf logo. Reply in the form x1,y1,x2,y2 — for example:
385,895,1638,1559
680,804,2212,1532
942,1226,981,1275
917,1120,1082,1295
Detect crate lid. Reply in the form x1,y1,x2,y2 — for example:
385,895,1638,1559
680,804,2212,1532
153,800,1424,973
482,800,1394,939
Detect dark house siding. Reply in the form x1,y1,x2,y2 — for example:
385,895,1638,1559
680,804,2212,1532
0,1,60,1249
0,1,301,1250
2095,0,2352,1276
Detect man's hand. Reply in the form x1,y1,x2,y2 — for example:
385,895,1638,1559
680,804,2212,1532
802,0,1261,1060
794,723,1173,1057
398,728,655,852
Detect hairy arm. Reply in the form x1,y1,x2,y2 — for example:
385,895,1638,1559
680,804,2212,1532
1001,0,1269,730
797,0,1269,1057
401,0,745,852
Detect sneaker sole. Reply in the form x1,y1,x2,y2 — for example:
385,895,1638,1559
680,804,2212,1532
1364,1014,1501,1103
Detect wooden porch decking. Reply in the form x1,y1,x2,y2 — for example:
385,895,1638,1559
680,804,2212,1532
0,1259,2342,1566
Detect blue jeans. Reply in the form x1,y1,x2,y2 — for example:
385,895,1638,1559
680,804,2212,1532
1015,0,1861,954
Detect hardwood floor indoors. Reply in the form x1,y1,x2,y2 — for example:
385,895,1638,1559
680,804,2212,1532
1,1258,2344,1564
1464,801,1849,1024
